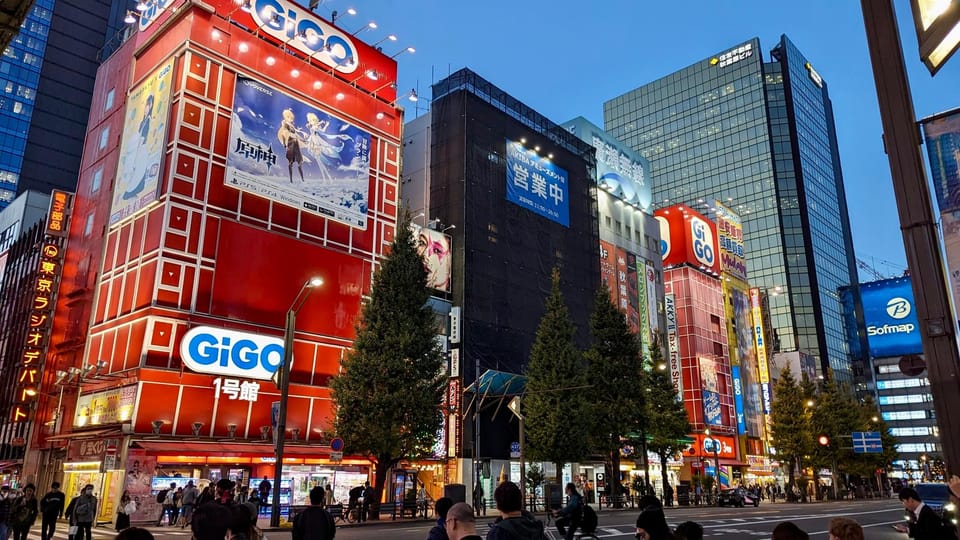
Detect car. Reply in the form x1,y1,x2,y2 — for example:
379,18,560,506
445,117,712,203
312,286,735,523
717,487,760,507
915,483,958,525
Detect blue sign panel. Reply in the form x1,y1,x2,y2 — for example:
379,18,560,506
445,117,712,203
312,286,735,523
861,277,922,358
702,390,722,426
563,117,652,211
505,139,569,226
731,366,746,435
852,431,883,454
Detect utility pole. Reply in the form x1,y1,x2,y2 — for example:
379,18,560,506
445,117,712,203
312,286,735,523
861,0,960,476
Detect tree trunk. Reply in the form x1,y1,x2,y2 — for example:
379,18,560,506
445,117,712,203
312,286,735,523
610,447,621,508
641,431,651,494
660,454,670,506
371,460,392,521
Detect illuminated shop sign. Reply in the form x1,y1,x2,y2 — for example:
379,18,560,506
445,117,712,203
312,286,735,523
804,62,823,88
714,201,746,281
74,386,137,428
180,326,285,381
213,377,260,402
45,190,72,237
505,139,569,227
13,240,65,423
250,0,360,74
710,43,753,68
137,0,176,32
750,288,772,415
665,294,682,394
861,277,922,358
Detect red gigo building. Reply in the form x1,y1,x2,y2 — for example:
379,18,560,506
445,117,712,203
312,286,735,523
26,0,403,522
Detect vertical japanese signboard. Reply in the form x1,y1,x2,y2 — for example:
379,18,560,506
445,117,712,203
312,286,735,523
713,201,747,281
505,139,569,226
665,294,682,395
45,190,72,237
750,288,772,415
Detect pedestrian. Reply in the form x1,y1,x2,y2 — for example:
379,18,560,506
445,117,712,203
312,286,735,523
417,485,427,518
40,481,66,540
444,503,482,540
673,521,703,540
0,485,14,540
197,485,214,507
191,502,233,540
553,483,582,540
772,522,809,540
827,517,864,540
228,503,263,540
116,490,136,531
486,482,544,540
181,481,199,529
170,487,183,526
292,486,335,540
348,484,363,517
257,476,271,508
428,497,453,540
473,483,485,517
9,483,39,540
895,487,956,538
361,482,375,522
158,482,177,525
66,484,98,540
635,505,673,540
115,527,154,540
324,485,334,507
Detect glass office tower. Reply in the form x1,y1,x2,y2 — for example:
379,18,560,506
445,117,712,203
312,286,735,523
605,35,861,384
0,0,131,207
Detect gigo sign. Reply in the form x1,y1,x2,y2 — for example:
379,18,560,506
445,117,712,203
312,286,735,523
690,216,716,268
250,0,360,73
180,326,284,381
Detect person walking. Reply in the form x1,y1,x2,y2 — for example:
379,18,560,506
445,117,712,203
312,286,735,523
428,497,454,540
0,485,14,540
39,482,65,540
170,487,183,526
894,487,955,538
257,476,271,510
9,483,39,540
291,486,336,540
158,482,177,526
827,517,864,540
324,485,335,507
486,482,544,540
473,483,485,517
553,483,582,540
116,490,136,531
66,484,97,540
444,503,482,540
361,482,374,522
674,521,703,540
181,481,199,529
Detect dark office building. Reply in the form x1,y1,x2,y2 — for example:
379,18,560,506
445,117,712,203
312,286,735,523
402,69,599,459
605,36,862,384
0,0,133,206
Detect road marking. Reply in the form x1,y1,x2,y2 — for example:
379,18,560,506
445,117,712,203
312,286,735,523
702,507,903,528
805,519,904,536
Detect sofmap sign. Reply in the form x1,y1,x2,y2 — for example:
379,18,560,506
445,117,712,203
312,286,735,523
861,277,922,358
505,139,569,226
180,326,284,381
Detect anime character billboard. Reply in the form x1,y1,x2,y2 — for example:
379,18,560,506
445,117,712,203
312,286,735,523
411,224,452,292
110,58,175,226
226,76,372,228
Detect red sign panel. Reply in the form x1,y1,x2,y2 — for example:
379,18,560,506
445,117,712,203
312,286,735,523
684,433,737,459
654,205,720,274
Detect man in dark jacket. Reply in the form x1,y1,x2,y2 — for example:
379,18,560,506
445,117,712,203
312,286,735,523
427,497,454,540
894,487,956,539
292,486,335,540
486,482,544,540
360,482,375,522
39,482,65,540
553,483,582,540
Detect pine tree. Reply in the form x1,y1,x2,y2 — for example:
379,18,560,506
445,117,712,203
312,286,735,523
810,377,864,494
769,366,810,499
330,211,445,518
524,268,590,482
585,284,646,507
644,335,690,499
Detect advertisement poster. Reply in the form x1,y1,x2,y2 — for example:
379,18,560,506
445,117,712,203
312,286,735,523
615,248,629,316
74,385,137,428
411,224,452,292
564,117,652,210
750,288,772,415
665,294,682,394
942,211,960,330
700,357,722,426
626,252,641,334
860,276,922,358
714,201,747,281
599,241,618,301
920,109,960,213
731,365,746,435
637,255,649,350
227,76,372,228
110,58,175,226
505,139,569,226
645,262,659,338
125,450,158,522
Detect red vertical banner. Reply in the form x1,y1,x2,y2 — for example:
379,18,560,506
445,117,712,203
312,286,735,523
599,241,618,303
615,247,629,317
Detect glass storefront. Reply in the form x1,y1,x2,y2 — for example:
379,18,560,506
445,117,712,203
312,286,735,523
62,462,124,523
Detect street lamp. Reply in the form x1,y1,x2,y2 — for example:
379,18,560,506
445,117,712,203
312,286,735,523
271,276,323,527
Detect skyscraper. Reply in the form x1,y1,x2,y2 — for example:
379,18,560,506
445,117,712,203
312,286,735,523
0,0,132,207
605,35,862,384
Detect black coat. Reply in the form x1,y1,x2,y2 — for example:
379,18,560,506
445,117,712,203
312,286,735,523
908,504,953,540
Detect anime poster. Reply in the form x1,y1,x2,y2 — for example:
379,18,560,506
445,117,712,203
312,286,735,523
734,288,764,438
700,357,722,427
110,58,175,226
124,450,158,522
411,224,452,292
227,76,372,228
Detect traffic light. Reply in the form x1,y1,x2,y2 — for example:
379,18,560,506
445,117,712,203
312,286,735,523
818,435,830,447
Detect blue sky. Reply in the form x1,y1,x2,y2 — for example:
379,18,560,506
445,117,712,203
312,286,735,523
318,0,960,280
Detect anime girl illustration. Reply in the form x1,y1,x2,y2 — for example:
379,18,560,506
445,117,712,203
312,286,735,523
277,108,305,183
416,229,452,291
304,112,354,181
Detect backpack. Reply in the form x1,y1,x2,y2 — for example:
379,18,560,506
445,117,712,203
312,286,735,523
156,489,168,504
73,499,93,522
580,505,598,535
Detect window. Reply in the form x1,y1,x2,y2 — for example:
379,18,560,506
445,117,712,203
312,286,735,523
878,394,927,405
98,127,110,150
876,379,926,390
83,214,94,236
890,427,934,437
91,167,102,193
105,88,116,111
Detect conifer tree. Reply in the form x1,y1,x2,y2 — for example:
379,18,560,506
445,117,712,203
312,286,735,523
769,366,810,499
644,335,690,499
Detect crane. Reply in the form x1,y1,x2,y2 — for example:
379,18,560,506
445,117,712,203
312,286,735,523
856,257,906,282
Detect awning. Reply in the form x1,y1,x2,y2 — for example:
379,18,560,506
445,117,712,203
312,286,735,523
134,440,332,457
464,369,527,396
45,428,122,442
720,460,751,468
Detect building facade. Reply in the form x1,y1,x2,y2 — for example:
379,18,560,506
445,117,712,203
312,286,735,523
26,0,404,520
604,35,862,386
0,0,134,206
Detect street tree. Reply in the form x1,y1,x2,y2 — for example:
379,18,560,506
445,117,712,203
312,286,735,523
810,377,865,493
331,211,446,518
644,336,690,500
769,366,811,499
851,394,898,482
585,284,646,507
524,268,591,483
